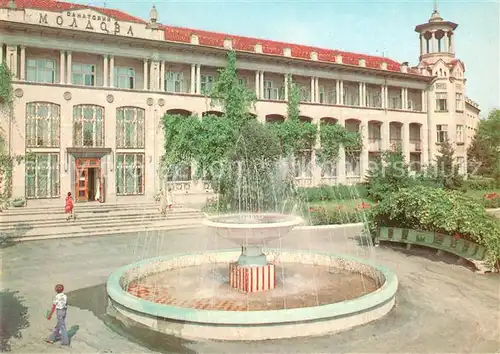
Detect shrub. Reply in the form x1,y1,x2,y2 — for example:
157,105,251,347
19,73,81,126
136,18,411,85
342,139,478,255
368,185,500,267
365,149,412,202
308,206,366,225
463,177,499,191
298,184,368,202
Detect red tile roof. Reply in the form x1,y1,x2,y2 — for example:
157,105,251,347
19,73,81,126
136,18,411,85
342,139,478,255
2,0,419,75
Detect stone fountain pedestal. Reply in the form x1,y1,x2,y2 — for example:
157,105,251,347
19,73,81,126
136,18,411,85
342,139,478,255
229,245,276,293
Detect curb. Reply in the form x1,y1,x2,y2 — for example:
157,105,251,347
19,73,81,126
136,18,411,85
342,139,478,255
12,224,204,242
295,223,365,230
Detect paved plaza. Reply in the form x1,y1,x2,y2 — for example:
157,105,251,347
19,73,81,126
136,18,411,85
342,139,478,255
1,226,499,353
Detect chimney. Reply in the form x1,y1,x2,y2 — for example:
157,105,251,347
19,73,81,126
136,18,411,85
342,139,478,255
254,43,263,53
335,55,343,64
310,51,318,61
224,38,232,49
283,47,291,57
190,34,199,45
359,58,366,67
401,61,409,73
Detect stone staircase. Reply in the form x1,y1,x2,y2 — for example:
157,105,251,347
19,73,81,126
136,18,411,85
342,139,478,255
0,201,205,241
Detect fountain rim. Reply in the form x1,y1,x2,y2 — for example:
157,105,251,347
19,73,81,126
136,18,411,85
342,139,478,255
106,249,398,326
202,213,304,229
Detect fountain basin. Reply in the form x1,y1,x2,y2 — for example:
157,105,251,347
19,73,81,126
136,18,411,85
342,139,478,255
202,213,304,245
107,249,398,341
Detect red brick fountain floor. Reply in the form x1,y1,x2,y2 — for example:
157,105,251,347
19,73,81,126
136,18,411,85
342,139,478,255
125,263,380,311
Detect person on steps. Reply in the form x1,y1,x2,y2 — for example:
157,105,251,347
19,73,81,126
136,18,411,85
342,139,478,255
64,192,74,221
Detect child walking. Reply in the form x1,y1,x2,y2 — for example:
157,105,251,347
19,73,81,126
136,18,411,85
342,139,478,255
65,192,74,221
46,284,70,346
159,188,173,216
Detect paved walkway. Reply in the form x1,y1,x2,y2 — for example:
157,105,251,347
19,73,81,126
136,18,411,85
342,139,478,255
1,227,499,353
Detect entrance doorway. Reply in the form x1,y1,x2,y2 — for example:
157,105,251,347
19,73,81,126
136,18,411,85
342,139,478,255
75,158,103,202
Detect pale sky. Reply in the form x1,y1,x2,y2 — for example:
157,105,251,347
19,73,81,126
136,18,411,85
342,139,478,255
77,0,499,116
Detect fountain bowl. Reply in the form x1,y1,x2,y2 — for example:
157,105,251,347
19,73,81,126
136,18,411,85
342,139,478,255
202,213,304,245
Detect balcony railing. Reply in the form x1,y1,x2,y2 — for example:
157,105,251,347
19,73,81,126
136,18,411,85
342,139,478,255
389,139,403,151
410,139,422,152
368,138,382,151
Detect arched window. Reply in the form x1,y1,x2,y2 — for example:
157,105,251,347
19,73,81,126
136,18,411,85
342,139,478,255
25,102,60,148
116,107,145,149
72,105,104,147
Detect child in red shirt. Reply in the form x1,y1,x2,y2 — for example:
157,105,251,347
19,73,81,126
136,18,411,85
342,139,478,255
65,192,74,221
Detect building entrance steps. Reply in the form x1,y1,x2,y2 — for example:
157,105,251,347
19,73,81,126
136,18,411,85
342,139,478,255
0,202,205,241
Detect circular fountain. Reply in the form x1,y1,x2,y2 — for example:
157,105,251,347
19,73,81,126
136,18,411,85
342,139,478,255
107,212,398,341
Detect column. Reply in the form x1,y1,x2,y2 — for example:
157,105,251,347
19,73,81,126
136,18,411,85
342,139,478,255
443,31,449,52
381,85,385,109
160,60,165,92
6,45,18,78
196,64,201,94
382,120,390,151
421,122,429,166
255,70,260,98
420,35,425,55
403,123,410,162
66,51,72,84
143,59,148,90
337,119,346,184
404,88,408,110
0,44,3,63
109,55,114,88
315,77,320,103
358,82,363,107
421,90,427,112
103,54,108,87
284,74,288,100
339,80,344,105
431,31,436,52
190,64,196,94
360,122,369,178
19,46,25,80
59,51,65,84
449,32,454,52
310,77,315,103
401,88,407,110
384,85,389,109
335,80,340,104
259,71,264,100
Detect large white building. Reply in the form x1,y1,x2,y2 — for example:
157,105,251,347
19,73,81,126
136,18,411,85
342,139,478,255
0,0,480,205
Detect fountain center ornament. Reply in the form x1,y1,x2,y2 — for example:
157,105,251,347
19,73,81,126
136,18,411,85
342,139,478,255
203,213,304,293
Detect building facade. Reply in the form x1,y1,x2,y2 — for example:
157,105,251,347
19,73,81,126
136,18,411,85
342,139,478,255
0,0,480,205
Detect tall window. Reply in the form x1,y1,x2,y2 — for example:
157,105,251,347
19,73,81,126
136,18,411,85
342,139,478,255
435,92,448,112
455,93,463,111
72,63,96,86
26,59,56,83
25,102,60,148
72,105,104,147
346,154,361,176
436,124,448,143
25,153,60,199
165,71,184,93
294,151,312,178
114,67,135,89
456,125,464,144
263,80,279,100
200,75,214,94
299,86,311,102
116,107,145,148
366,90,381,108
238,78,248,88
116,153,145,195
343,86,359,106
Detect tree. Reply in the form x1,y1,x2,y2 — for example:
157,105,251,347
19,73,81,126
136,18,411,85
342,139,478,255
468,109,500,180
365,147,412,202
161,51,286,212
433,137,463,190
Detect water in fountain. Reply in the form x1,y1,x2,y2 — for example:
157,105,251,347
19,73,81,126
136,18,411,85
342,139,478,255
126,128,380,312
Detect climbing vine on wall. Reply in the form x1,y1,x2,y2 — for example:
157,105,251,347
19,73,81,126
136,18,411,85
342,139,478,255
0,62,14,108
317,123,363,162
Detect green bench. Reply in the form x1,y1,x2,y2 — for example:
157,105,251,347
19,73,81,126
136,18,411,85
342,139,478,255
376,226,492,274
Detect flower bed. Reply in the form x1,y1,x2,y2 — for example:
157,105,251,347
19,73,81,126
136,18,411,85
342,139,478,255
482,192,500,208
307,202,372,226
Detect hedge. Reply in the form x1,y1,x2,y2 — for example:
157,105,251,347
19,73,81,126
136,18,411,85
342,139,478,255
298,184,369,202
368,185,500,268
